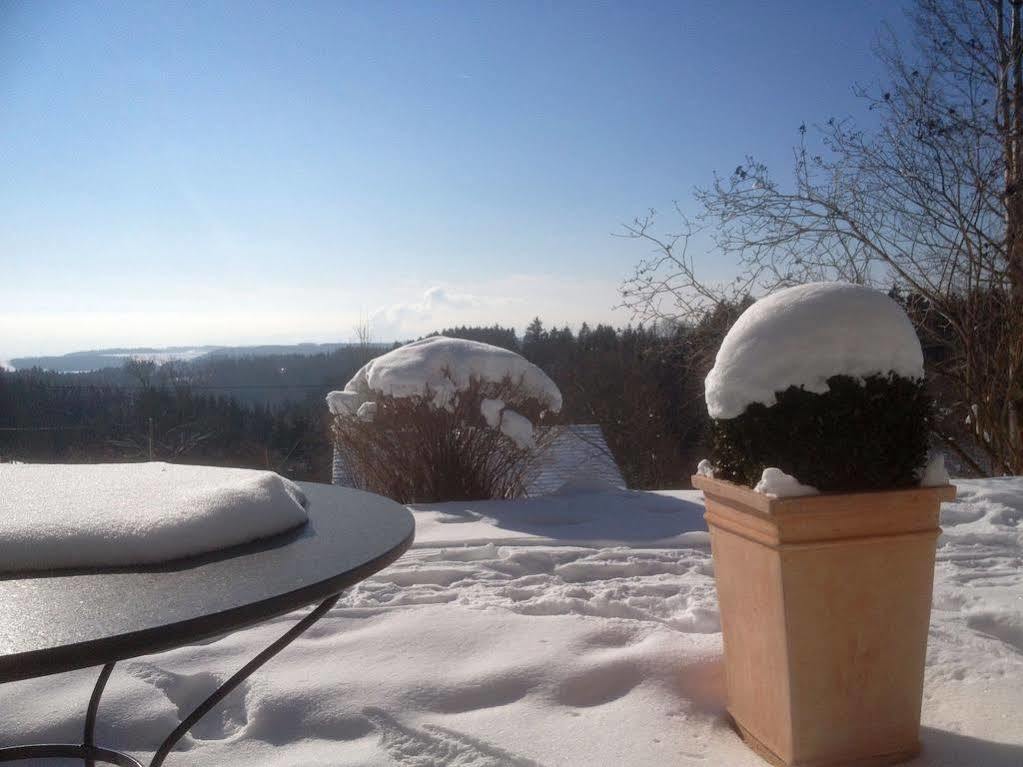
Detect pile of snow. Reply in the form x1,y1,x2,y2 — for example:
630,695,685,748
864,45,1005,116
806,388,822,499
356,401,377,422
6,479,1023,765
705,282,925,419
480,397,504,428
0,463,308,571
753,467,819,498
477,396,534,449
327,336,562,449
921,454,951,487
497,408,536,449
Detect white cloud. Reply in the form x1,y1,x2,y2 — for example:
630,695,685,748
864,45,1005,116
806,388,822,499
367,276,629,342
370,286,491,339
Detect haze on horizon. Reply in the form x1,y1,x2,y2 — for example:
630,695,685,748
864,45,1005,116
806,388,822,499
1,1,907,360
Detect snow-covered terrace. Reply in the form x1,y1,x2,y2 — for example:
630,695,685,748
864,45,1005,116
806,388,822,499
4,479,1022,765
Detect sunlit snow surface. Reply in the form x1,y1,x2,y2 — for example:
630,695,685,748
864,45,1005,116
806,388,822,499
4,479,1022,765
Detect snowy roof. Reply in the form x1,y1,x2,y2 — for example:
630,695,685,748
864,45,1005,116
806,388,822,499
331,445,358,488
524,424,626,496
332,423,626,497
705,282,925,419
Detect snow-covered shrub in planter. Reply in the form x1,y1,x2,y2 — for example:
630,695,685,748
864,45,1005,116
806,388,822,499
327,336,561,503
692,282,955,767
704,281,933,493
711,372,932,492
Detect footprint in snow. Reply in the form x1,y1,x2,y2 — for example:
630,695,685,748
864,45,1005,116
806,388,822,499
363,707,543,767
124,664,249,741
555,659,643,708
965,611,1023,653
433,510,485,524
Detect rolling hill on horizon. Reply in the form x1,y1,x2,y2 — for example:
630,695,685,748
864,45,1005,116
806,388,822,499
8,343,353,373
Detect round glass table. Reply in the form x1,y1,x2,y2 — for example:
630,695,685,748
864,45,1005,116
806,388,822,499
0,482,415,766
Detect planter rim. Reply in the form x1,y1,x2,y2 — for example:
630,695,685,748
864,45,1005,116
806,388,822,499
691,474,956,516
694,474,955,548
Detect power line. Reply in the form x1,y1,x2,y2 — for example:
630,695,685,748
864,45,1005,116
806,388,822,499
1,382,336,392
0,425,94,432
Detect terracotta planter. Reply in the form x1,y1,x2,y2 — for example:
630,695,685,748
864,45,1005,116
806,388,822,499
692,475,956,767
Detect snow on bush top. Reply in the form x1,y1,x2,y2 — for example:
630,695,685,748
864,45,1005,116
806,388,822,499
327,336,563,414
705,282,924,419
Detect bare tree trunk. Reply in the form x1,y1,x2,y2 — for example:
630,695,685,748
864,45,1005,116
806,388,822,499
1006,1,1023,460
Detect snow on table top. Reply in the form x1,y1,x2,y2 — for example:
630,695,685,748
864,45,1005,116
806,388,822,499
0,462,308,571
705,282,925,419
4,478,1022,766
327,336,563,415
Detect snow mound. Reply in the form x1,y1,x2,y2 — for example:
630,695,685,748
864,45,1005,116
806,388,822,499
705,282,925,419
499,408,535,449
753,467,820,498
480,398,504,428
329,336,562,414
327,390,361,415
356,401,377,422
0,462,308,571
920,454,950,487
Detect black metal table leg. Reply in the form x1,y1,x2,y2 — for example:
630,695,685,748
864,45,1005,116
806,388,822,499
85,662,117,767
0,744,143,766
0,594,341,766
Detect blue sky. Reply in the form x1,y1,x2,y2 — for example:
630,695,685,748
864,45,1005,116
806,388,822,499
1,0,907,358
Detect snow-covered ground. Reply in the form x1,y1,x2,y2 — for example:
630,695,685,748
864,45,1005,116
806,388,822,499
3,480,1023,766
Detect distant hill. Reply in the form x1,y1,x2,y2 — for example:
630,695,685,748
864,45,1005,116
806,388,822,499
204,343,347,359
10,343,349,372
8,347,221,372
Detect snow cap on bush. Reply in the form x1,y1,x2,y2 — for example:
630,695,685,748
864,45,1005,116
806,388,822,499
705,282,924,419
328,336,562,415
705,283,933,493
327,336,562,451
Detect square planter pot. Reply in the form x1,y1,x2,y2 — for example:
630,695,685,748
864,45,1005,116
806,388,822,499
692,475,956,767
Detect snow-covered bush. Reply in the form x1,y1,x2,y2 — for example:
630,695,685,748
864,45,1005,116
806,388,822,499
711,373,932,492
327,337,562,503
704,282,933,493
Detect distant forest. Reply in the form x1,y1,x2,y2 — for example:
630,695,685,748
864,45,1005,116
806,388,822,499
0,320,724,488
